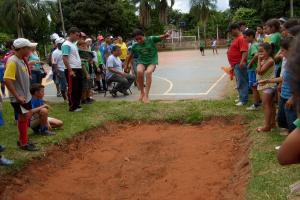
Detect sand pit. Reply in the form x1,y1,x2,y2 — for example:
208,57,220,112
0,119,250,200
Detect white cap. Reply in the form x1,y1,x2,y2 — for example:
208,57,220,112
55,37,65,45
13,38,38,49
50,33,60,41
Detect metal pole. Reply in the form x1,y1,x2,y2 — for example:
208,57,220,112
217,24,219,41
290,0,294,18
58,0,66,37
197,26,200,41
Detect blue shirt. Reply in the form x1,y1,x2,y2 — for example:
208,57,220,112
281,68,293,99
31,97,44,109
100,43,113,64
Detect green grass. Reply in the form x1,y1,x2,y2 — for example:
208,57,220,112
0,95,300,199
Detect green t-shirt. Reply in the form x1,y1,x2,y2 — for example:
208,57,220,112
199,41,205,48
132,36,161,65
294,119,300,129
270,32,281,54
247,42,259,70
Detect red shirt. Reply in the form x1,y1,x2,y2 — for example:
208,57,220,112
227,35,248,66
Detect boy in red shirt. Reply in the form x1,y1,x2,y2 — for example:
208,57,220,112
227,24,249,106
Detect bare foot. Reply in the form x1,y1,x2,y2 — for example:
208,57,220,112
138,94,144,102
142,96,150,104
256,127,271,132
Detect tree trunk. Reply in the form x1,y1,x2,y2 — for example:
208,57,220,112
16,0,24,37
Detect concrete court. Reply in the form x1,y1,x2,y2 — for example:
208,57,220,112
43,48,230,102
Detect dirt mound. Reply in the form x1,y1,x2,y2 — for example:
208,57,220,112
0,119,250,200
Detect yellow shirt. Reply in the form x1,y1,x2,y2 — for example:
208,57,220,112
117,42,128,60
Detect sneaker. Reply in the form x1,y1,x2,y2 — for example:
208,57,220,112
17,140,38,146
236,102,246,106
57,93,62,97
246,104,259,111
110,90,117,97
19,143,39,151
235,99,240,103
40,130,56,136
275,146,281,150
0,156,14,166
122,90,129,96
73,108,83,112
0,145,5,152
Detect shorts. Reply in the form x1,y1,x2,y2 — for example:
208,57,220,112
139,64,156,72
11,101,32,115
30,115,54,129
82,78,93,90
263,88,276,94
248,70,257,87
57,70,67,91
200,47,204,51
0,67,4,82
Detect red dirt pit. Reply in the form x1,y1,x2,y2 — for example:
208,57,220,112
0,119,250,200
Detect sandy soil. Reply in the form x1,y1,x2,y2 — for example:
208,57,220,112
0,119,250,200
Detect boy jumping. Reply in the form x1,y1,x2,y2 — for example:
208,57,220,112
125,29,170,103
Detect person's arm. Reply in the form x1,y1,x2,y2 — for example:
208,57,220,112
30,104,48,114
248,54,258,69
108,67,126,77
240,52,247,68
258,77,283,85
285,96,294,109
62,44,75,77
159,32,170,40
125,53,133,72
257,59,274,75
82,62,90,80
3,62,26,103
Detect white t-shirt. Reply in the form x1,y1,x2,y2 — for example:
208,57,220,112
52,48,65,71
61,40,81,69
106,55,123,79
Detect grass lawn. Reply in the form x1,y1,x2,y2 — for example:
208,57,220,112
0,94,300,199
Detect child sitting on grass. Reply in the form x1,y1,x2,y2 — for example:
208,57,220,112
30,84,63,135
256,43,276,132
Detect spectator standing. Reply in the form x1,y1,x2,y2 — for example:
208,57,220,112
227,24,249,106
62,27,83,112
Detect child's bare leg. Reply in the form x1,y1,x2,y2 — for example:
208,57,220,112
49,117,63,129
271,101,277,128
39,108,49,127
278,128,300,165
253,86,261,104
258,92,273,132
143,65,155,104
137,64,145,101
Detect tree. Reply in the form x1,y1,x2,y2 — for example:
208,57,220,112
232,8,262,28
190,0,217,40
0,0,53,37
62,0,138,38
133,0,175,28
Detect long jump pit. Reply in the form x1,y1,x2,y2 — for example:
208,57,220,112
0,118,250,200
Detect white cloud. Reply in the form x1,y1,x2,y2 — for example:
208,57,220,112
173,0,229,13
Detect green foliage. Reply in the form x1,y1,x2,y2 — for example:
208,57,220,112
230,0,300,21
62,0,138,38
233,8,262,29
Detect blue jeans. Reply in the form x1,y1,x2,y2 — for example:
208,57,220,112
277,96,297,132
234,64,249,104
31,70,42,85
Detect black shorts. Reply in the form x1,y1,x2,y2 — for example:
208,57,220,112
200,47,204,51
11,101,32,115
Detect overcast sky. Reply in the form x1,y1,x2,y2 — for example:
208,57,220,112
173,0,230,13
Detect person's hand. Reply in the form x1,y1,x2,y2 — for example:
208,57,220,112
240,61,246,69
97,68,101,73
69,69,76,77
122,72,127,77
87,74,91,80
258,79,268,86
16,95,26,104
285,98,294,109
43,104,50,109
247,64,251,69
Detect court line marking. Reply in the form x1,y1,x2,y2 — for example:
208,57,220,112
153,73,226,96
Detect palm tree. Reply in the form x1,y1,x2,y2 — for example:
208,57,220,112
0,0,53,37
133,0,175,28
190,0,217,40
